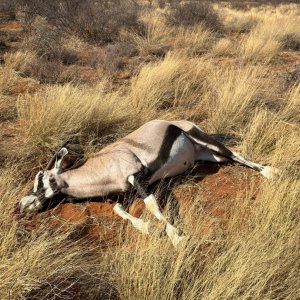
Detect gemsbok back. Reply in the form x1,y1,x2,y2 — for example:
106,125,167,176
19,119,279,247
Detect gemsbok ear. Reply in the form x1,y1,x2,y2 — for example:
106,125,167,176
45,146,69,171
55,147,68,169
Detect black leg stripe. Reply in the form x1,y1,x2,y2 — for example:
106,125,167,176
187,127,233,158
148,125,182,172
36,172,44,191
132,177,148,199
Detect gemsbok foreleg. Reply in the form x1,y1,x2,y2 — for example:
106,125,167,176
113,203,152,234
127,175,185,247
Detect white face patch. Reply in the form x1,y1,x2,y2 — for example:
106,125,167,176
42,171,55,198
19,195,42,213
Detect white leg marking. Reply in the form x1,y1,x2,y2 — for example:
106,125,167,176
42,171,55,198
144,194,166,222
144,194,185,247
195,149,229,163
166,223,185,248
232,152,281,179
232,151,264,170
127,176,185,247
113,203,151,234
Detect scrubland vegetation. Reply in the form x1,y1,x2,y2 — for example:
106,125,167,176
0,1,299,299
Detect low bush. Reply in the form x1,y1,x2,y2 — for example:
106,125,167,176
0,0,17,21
22,17,63,60
166,1,222,31
281,32,300,51
100,43,131,75
18,0,142,44
121,19,171,57
224,14,259,33
20,56,64,84
212,38,235,57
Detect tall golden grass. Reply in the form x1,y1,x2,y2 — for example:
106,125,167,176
0,2,299,299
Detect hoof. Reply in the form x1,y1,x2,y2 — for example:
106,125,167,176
172,234,187,248
260,166,281,179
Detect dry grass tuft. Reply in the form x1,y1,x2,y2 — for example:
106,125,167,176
204,66,269,133
0,66,19,95
212,37,235,57
121,15,171,57
173,25,215,56
1,2,300,299
237,9,300,63
129,53,212,122
239,29,282,63
4,51,36,71
222,9,260,33
11,81,133,175
239,84,300,166
281,83,300,123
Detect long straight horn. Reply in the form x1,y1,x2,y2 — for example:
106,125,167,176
45,153,57,171
45,142,68,171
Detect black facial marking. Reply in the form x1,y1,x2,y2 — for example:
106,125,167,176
33,172,44,193
187,127,233,158
49,177,59,191
148,125,182,172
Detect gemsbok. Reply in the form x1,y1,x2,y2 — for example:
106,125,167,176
19,119,278,247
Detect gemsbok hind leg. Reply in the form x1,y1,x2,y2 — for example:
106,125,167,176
230,151,280,178
194,146,265,171
128,175,185,247
186,126,279,179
